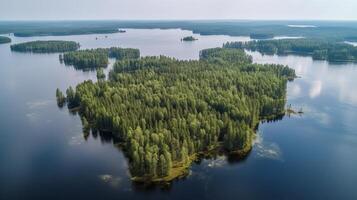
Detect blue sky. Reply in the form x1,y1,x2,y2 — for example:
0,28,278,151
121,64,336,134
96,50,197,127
1,0,356,20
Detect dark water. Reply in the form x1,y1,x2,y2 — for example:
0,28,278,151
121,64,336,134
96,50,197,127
1,29,357,200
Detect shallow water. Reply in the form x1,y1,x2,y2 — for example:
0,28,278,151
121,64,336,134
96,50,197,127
0,29,357,199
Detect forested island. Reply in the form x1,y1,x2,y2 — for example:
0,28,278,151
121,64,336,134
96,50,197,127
181,36,198,41
224,39,357,62
0,36,11,44
11,41,80,53
56,47,295,183
62,49,109,69
61,47,140,69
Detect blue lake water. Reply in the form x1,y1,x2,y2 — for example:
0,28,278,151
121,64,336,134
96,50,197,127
0,29,357,199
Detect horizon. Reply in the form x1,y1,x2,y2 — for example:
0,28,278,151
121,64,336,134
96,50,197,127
2,19,357,22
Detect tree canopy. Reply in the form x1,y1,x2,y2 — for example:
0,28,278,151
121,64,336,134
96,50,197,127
181,36,198,41
62,49,109,70
61,47,140,70
10,40,80,53
57,47,295,183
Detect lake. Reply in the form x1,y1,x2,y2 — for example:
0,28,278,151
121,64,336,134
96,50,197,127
1,28,357,200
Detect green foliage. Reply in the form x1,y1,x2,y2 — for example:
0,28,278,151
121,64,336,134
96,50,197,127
62,49,109,70
181,36,198,41
10,40,79,53
108,47,140,60
96,68,106,80
56,88,66,108
0,36,11,44
65,86,80,109
312,49,328,60
224,39,357,62
59,48,295,181
62,47,140,70
200,48,253,64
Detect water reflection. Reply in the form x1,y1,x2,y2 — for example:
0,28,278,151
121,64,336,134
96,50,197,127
91,130,119,144
253,132,283,161
60,57,116,75
98,174,123,188
309,80,322,98
249,51,357,107
7,29,251,60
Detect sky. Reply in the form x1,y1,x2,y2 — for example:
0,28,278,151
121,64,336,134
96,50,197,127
1,0,357,21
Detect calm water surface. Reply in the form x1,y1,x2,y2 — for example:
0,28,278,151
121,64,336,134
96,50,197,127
0,29,357,200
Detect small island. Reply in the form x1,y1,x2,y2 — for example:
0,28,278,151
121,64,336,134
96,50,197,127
0,36,11,44
61,47,140,70
224,39,357,62
61,49,109,70
10,40,80,53
56,47,295,183
181,36,198,42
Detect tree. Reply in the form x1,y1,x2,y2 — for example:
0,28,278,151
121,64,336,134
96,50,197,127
55,88,66,108
96,68,106,80
58,47,295,181
11,41,79,53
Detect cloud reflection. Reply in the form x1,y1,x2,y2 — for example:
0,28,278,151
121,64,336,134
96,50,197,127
26,100,52,109
68,135,85,146
253,132,283,161
309,80,322,99
304,105,330,125
98,174,122,188
25,99,53,123
206,156,226,168
288,83,302,99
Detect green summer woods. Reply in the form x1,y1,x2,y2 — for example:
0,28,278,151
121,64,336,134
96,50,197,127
61,47,140,69
0,36,11,44
11,40,80,53
56,47,295,183
181,36,198,41
61,49,109,69
224,39,357,62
